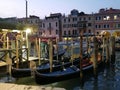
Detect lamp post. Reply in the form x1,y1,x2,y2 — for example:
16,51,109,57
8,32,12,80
26,28,31,48
25,28,31,65
25,0,28,23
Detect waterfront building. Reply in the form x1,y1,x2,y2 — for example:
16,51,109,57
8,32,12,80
62,9,79,38
94,8,120,35
39,13,62,40
1,8,120,41
62,9,94,41
17,15,41,37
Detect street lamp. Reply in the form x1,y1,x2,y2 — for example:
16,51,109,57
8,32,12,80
25,0,28,23
26,28,31,48
24,28,31,63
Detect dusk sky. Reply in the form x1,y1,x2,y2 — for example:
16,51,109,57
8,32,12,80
0,0,120,19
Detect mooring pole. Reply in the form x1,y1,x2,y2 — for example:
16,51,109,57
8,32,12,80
93,36,98,79
105,37,110,64
35,38,38,57
49,39,53,72
71,38,74,65
110,36,115,63
38,38,41,65
16,36,19,68
56,38,58,62
102,36,105,62
79,31,83,84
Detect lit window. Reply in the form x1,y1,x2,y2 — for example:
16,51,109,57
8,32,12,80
106,16,110,20
103,16,106,20
114,15,117,20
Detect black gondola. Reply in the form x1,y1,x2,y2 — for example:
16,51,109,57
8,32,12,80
34,54,103,85
11,52,90,78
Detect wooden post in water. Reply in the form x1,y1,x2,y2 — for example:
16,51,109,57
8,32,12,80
38,38,41,65
102,36,105,62
7,36,9,49
3,32,7,49
49,39,53,72
56,38,58,61
66,35,70,57
71,38,74,65
16,36,19,68
93,36,98,79
20,32,23,66
86,35,89,55
110,36,115,63
105,37,110,64
35,38,38,57
79,31,83,83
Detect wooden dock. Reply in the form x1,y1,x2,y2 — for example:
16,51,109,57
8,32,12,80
0,57,39,67
0,61,7,67
0,83,65,90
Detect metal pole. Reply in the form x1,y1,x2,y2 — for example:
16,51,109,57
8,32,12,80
25,0,28,22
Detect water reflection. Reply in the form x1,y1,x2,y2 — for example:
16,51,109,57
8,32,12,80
45,52,120,90
0,50,120,90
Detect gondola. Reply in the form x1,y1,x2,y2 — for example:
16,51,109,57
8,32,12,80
34,54,103,85
11,52,90,78
12,47,66,64
52,48,66,60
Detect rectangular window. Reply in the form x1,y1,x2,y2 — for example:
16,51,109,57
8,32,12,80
88,23,92,27
103,16,107,20
99,16,101,20
56,29,58,34
72,30,74,35
68,30,71,35
64,31,66,35
49,23,51,28
68,18,70,22
114,15,117,20
64,19,66,23
88,17,91,20
104,25,106,28
95,25,98,28
56,22,58,27
118,24,120,27
106,16,110,20
98,25,101,28
43,23,45,28
79,18,81,21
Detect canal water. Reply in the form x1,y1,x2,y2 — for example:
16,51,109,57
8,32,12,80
46,51,120,90
0,47,120,90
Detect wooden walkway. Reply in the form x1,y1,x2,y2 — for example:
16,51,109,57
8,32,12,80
0,57,39,67
0,61,7,67
0,83,65,90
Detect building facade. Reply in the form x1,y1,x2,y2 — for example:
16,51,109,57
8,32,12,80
39,13,62,40
3,8,120,41
62,9,94,39
17,15,41,36
94,8,120,35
